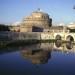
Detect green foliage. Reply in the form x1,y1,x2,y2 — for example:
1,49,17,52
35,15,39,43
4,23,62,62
0,24,10,31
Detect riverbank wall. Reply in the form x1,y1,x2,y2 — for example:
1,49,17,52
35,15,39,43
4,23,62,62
0,32,54,40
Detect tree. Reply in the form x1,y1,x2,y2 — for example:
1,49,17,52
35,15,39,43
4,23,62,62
0,24,10,31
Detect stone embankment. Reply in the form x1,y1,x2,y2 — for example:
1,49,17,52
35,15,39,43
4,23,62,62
0,32,54,40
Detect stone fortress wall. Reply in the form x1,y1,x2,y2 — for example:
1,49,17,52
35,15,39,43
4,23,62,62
1,31,75,42
0,32,41,40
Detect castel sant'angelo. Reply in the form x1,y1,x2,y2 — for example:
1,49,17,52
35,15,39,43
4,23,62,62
20,8,52,32
10,8,52,32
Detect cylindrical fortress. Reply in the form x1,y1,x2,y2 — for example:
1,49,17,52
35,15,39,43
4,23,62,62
20,9,52,32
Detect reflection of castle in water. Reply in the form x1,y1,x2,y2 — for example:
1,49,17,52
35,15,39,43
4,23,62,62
20,42,75,64
20,49,51,64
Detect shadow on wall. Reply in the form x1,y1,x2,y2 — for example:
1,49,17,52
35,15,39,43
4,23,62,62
32,26,43,32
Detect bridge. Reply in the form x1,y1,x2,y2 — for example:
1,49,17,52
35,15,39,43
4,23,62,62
41,32,75,41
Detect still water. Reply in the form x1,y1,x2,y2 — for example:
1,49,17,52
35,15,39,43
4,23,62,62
0,42,75,75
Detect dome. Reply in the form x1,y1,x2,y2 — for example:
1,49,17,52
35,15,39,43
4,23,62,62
12,22,21,26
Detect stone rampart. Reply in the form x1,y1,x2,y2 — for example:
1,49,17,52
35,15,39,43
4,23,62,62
0,32,41,40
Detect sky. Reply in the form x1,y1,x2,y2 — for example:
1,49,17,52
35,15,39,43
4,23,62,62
0,0,75,25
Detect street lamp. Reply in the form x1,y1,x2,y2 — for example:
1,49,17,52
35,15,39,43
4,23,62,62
73,5,75,9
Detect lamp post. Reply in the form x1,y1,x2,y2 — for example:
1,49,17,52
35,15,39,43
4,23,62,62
73,6,75,9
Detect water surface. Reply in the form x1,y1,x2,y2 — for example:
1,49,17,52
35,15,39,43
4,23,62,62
0,42,75,75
